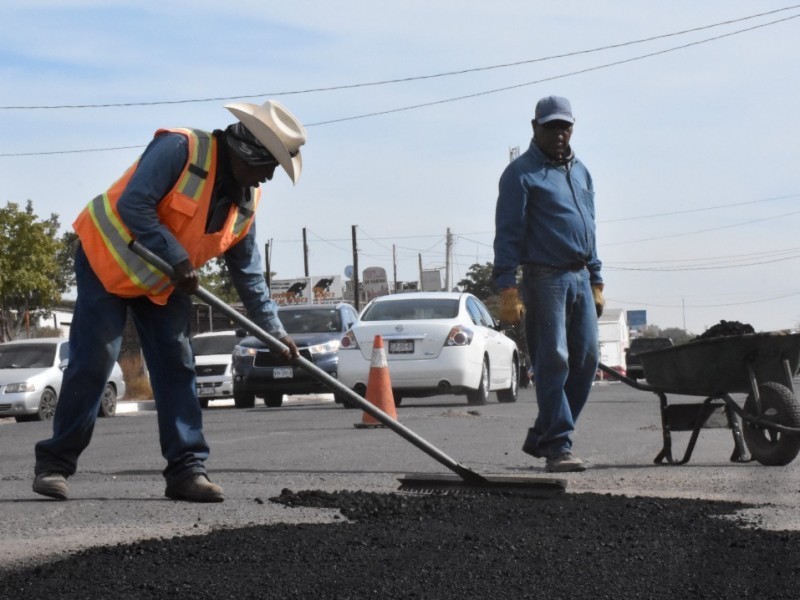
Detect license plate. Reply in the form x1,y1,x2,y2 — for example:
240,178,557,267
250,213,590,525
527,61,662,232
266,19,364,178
388,340,414,354
273,367,293,379
198,386,216,396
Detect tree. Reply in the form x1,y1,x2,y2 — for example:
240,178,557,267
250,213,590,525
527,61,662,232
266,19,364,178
198,257,239,304
0,201,64,341
457,262,496,300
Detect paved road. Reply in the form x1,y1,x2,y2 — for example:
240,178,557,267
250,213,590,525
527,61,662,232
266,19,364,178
1,380,799,568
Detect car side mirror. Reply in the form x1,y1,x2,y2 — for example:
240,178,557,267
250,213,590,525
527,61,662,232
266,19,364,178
59,359,69,371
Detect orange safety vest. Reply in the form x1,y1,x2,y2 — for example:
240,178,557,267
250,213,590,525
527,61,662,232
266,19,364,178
73,128,261,305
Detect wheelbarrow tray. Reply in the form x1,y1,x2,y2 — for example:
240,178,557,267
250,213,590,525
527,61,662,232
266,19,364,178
640,331,800,397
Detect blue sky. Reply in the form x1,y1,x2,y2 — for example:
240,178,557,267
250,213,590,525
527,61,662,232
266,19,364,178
2,1,799,334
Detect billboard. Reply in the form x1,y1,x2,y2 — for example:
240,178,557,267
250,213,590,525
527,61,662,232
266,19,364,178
627,310,647,330
270,275,343,306
362,266,389,301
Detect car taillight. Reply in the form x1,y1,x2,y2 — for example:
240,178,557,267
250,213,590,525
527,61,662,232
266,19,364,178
340,331,359,350
445,325,473,347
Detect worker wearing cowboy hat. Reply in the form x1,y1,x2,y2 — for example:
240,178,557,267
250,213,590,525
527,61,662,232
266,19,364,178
33,100,307,503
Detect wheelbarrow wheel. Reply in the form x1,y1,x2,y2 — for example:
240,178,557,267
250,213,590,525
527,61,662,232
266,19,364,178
742,382,800,466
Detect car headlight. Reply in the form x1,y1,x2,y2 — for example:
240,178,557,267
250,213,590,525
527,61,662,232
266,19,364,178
233,346,258,357
4,382,35,393
307,340,340,355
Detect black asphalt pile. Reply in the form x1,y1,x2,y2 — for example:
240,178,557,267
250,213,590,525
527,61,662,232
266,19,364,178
695,320,756,340
2,490,799,599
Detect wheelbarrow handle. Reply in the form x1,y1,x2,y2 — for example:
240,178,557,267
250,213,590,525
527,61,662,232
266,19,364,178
127,240,486,484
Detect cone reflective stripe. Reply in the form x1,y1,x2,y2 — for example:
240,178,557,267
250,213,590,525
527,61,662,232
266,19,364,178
356,335,397,427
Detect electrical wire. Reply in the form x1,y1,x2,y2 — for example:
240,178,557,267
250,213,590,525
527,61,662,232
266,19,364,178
3,4,797,111
3,9,799,156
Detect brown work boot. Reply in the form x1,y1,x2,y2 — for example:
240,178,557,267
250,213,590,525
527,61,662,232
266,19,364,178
165,474,225,503
545,452,587,473
33,472,69,500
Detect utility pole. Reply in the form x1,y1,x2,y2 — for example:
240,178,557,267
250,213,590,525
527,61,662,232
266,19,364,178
302,227,309,277
418,254,423,291
444,228,452,292
351,225,360,311
264,241,272,290
392,244,398,293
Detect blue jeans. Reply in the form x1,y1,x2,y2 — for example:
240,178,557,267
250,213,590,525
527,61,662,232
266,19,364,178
35,245,209,485
521,264,599,459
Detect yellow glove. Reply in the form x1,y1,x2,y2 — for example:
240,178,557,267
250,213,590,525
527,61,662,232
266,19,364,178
499,288,524,325
592,283,605,318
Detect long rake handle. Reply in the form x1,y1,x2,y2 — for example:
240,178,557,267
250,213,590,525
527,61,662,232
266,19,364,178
129,241,486,484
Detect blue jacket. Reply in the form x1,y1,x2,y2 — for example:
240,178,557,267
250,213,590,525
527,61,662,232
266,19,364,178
493,140,602,289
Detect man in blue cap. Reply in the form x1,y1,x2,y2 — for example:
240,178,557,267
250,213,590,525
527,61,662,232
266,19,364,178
493,95,604,473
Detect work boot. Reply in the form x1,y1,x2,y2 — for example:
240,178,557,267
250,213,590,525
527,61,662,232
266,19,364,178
165,474,224,503
545,452,587,473
33,472,69,500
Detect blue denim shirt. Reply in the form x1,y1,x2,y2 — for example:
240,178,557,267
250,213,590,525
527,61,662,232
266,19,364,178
493,140,602,289
115,132,286,338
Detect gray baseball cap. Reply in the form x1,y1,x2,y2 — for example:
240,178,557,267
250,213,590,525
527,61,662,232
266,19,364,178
534,96,575,124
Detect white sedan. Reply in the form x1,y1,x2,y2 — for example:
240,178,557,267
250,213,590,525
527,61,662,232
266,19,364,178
337,292,519,406
0,338,126,422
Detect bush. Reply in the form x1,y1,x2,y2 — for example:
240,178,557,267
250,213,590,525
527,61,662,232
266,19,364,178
118,353,152,400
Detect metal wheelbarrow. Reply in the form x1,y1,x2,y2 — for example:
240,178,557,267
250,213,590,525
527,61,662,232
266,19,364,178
599,331,800,466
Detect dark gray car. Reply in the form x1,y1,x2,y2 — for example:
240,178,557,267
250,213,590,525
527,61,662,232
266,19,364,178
231,303,359,408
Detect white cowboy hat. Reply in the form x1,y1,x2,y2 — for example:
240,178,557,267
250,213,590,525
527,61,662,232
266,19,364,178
224,100,307,184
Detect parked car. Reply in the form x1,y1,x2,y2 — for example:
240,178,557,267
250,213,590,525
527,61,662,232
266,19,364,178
192,330,239,408
625,337,674,380
232,303,359,408
338,292,520,406
0,337,126,422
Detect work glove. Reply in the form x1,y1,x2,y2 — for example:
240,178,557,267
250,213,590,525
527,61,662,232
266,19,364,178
592,283,605,318
172,259,199,294
499,288,524,325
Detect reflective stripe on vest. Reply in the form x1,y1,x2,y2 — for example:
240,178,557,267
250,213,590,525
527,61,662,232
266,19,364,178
174,128,212,200
86,192,171,295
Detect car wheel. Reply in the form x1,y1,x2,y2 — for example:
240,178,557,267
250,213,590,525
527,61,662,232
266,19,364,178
393,393,403,407
98,383,117,417
37,388,58,421
233,389,256,409
497,359,519,403
466,357,490,406
198,398,210,409
264,394,284,408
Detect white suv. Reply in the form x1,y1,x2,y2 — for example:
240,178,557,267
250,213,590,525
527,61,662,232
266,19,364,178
192,330,239,408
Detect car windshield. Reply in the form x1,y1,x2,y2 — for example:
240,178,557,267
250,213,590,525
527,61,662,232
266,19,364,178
361,299,459,321
0,343,57,368
192,334,240,356
280,308,342,334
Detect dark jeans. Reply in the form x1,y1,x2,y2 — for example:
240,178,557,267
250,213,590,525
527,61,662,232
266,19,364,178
35,245,209,485
521,264,599,458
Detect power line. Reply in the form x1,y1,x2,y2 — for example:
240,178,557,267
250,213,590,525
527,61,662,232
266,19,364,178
307,13,800,126
3,5,798,112
3,10,799,157
598,193,800,223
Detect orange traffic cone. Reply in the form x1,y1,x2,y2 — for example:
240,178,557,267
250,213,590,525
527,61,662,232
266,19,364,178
354,335,398,428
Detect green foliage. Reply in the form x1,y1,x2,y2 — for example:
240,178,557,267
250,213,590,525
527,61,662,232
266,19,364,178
198,257,239,304
457,262,496,300
0,201,64,341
